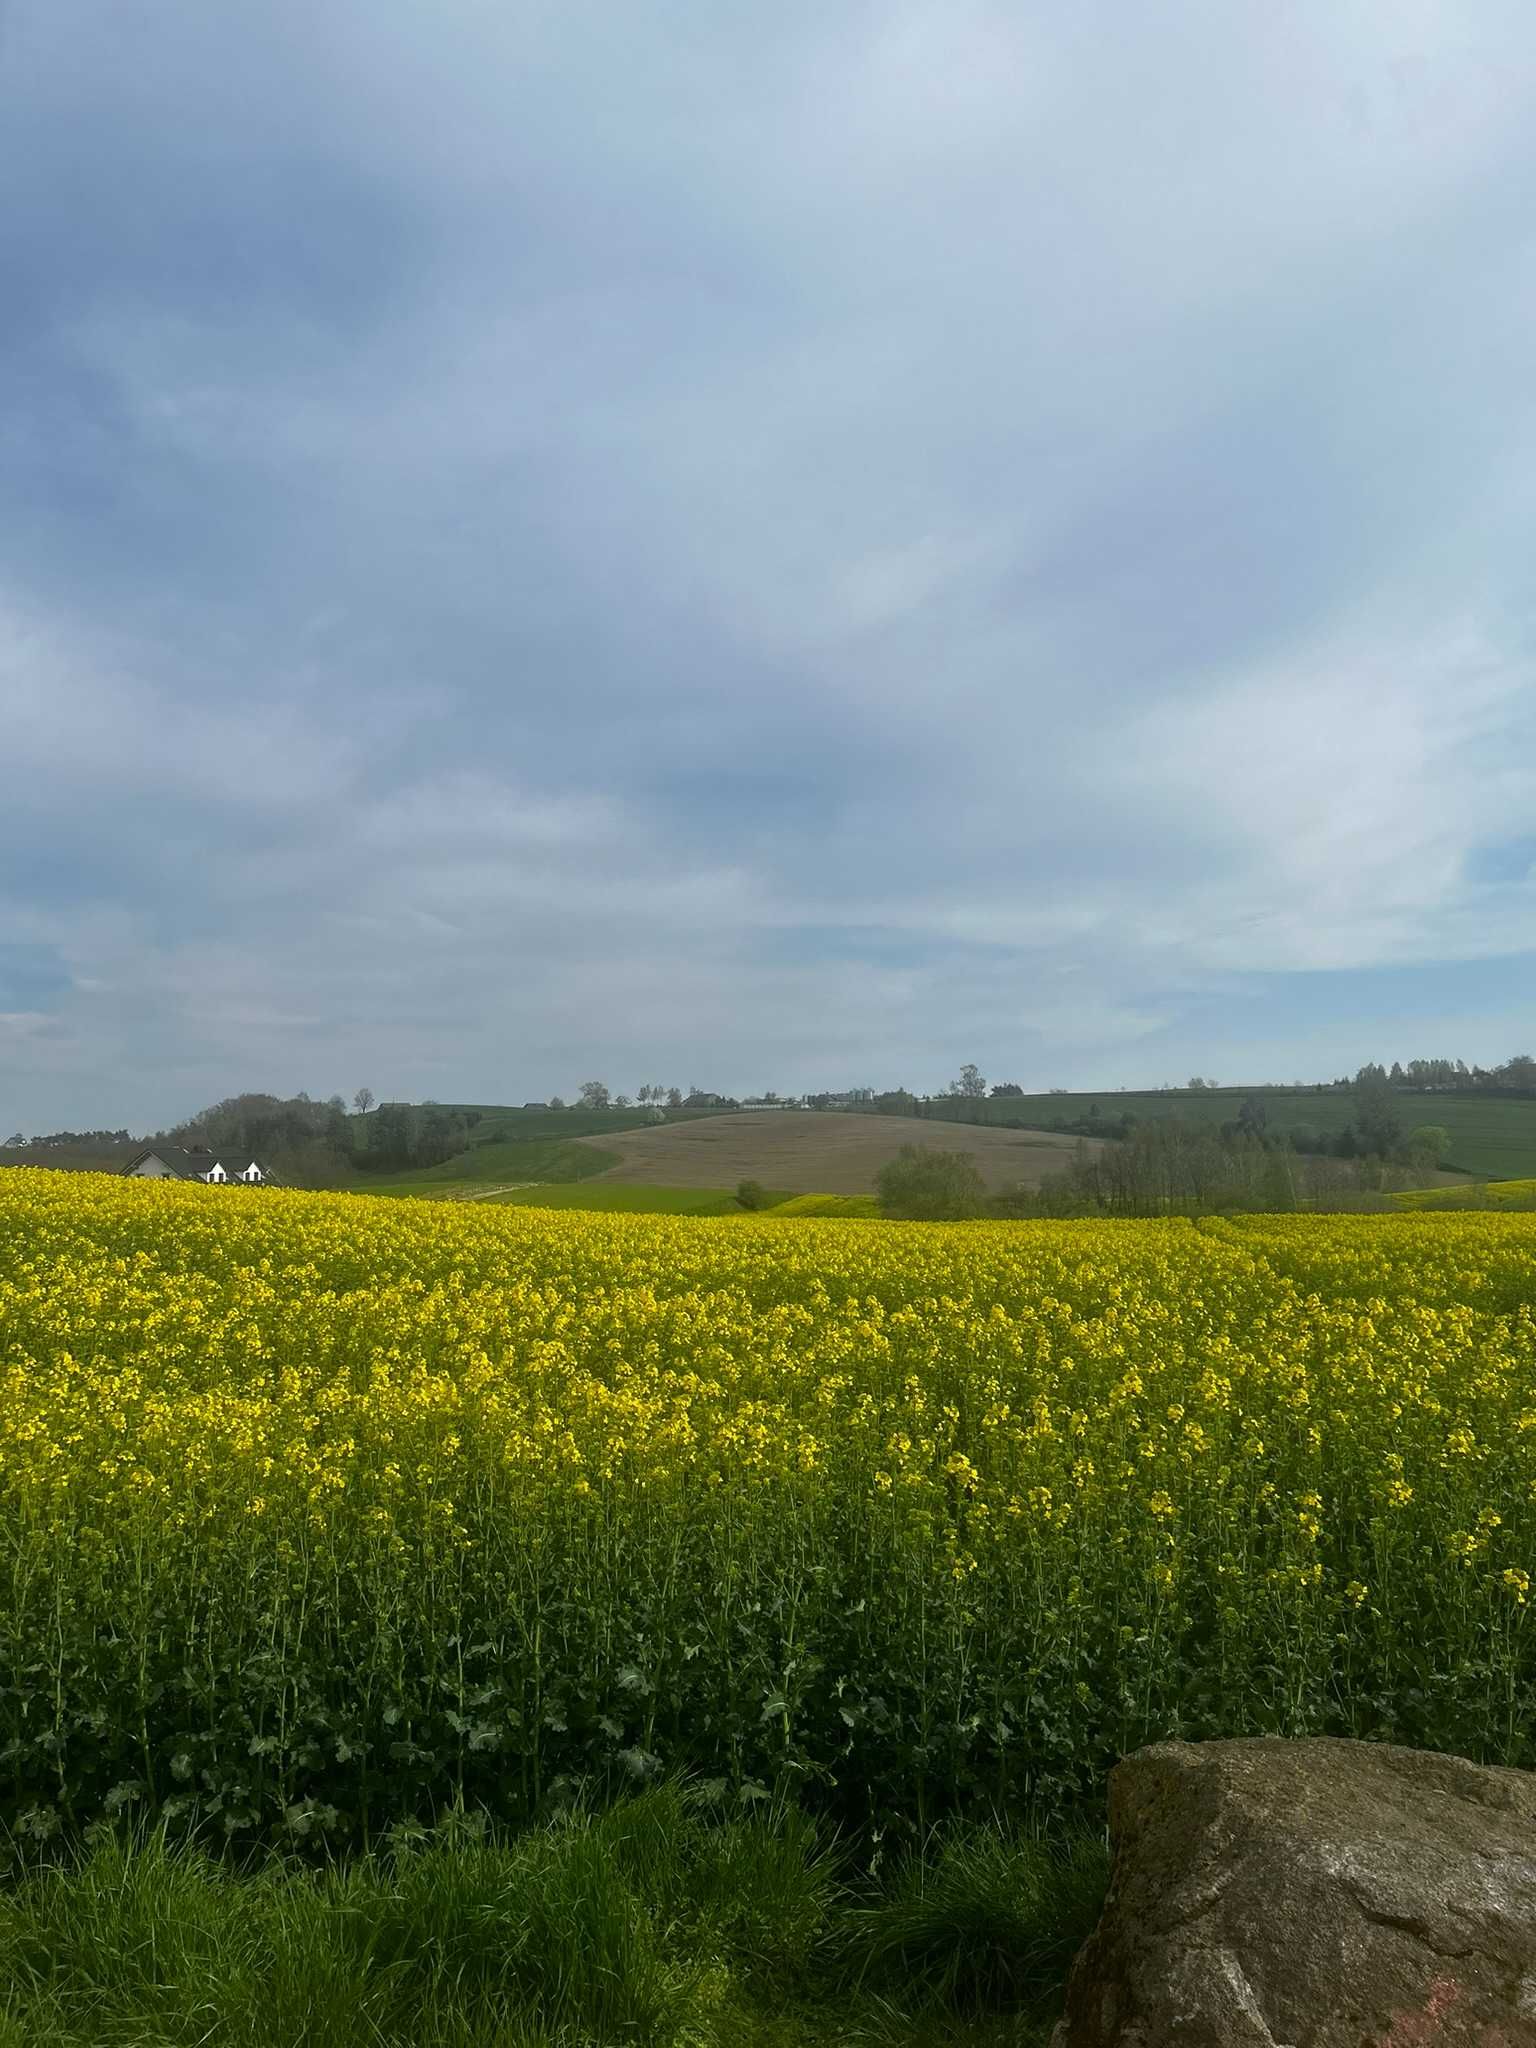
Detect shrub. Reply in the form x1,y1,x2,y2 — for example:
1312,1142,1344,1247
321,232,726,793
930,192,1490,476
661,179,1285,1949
874,1145,988,1220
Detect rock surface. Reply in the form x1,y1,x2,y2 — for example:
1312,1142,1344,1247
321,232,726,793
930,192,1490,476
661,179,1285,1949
1053,1737,1536,2047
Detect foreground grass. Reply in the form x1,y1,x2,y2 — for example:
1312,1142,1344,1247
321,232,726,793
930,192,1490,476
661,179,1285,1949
0,1792,1107,2047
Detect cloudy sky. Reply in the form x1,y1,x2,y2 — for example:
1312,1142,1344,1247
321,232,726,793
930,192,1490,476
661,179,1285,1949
5,1,1536,1132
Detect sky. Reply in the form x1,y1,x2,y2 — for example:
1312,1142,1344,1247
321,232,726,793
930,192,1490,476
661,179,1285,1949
5,1,1536,1133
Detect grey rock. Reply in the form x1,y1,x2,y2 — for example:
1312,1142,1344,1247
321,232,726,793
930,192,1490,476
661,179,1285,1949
1053,1737,1536,2047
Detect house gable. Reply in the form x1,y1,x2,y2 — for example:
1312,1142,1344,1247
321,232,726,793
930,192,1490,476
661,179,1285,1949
124,1147,275,1185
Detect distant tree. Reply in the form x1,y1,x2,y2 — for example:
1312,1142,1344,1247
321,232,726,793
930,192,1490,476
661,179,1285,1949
990,1082,1023,1098
1389,1062,1406,1085
1409,1124,1452,1165
637,1085,653,1106
667,1087,683,1108
613,1093,632,1109
5,1132,23,1147
736,1178,771,1211
876,1145,988,1221
949,1063,987,1099
1353,1074,1402,1158
548,1095,566,1111
352,1087,375,1115
874,1088,917,1116
578,1081,611,1110
1235,1094,1268,1139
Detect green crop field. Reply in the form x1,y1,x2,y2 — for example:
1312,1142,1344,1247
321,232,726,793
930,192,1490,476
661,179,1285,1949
918,1088,1536,1180
488,1181,796,1215
770,1192,882,1217
421,1103,728,1142
1394,1177,1536,1211
368,1136,621,1197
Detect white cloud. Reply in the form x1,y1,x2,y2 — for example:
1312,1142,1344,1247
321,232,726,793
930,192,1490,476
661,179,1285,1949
5,0,1536,1128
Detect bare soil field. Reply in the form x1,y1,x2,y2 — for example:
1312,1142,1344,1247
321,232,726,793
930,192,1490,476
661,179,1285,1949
592,1111,1101,1196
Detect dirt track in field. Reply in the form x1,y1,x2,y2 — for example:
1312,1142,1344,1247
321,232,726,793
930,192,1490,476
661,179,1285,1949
593,1112,1102,1196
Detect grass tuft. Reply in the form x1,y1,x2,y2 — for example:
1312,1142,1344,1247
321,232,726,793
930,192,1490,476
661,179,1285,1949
852,1821,1109,2015
0,1800,1105,2046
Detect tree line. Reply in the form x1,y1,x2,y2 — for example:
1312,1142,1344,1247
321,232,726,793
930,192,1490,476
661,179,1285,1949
876,1117,1439,1224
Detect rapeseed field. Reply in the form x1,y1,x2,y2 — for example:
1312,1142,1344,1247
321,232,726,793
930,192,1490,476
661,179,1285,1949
2,1170,1532,1846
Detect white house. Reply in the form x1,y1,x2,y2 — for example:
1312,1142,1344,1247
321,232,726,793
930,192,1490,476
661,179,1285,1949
124,1146,274,1185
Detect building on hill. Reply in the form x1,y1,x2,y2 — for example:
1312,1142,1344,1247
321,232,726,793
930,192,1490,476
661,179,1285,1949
124,1146,275,1185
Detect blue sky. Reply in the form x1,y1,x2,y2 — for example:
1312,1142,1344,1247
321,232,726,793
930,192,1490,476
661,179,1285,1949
5,1,1536,1132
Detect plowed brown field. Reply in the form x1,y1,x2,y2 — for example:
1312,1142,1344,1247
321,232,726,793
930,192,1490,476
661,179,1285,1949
592,1111,1100,1196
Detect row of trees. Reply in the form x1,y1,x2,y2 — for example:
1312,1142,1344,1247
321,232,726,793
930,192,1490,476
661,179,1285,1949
875,1121,1438,1225
570,1083,694,1110
1350,1054,1536,1095
6,1127,135,1147
164,1092,498,1182
167,1093,359,1186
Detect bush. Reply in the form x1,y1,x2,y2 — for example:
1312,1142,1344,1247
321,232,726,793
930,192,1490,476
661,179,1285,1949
875,1145,988,1220
736,1179,771,1211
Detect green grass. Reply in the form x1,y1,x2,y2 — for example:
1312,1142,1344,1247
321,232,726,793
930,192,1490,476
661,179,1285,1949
357,1105,750,1199
771,1194,882,1218
489,1182,798,1215
366,1103,734,1146
366,1138,622,1197
918,1088,1536,1180
0,1793,1106,2047
1393,1177,1536,1211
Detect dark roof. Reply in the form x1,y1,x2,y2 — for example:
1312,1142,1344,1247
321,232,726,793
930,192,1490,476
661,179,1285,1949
124,1146,214,1178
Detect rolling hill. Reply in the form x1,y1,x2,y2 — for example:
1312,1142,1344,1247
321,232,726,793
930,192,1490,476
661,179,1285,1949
917,1087,1536,1180
578,1110,1099,1196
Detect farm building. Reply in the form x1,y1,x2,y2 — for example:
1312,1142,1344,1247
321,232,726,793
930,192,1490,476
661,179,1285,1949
124,1146,274,1185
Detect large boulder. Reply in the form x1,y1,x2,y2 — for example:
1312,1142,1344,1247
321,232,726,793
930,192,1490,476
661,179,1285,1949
1054,1737,1536,2047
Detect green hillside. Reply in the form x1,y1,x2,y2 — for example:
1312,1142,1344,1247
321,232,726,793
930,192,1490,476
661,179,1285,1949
355,1101,736,1196
401,1103,726,1143
917,1087,1536,1180
1393,1177,1536,1211
367,1138,619,1198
